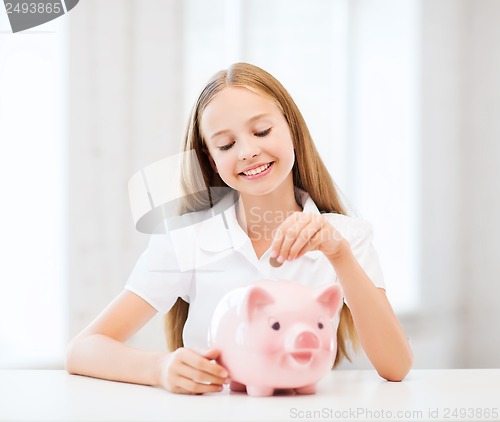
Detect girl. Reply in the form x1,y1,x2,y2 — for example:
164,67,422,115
66,62,413,394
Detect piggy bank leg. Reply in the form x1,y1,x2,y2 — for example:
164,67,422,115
294,384,317,395
229,381,246,392
246,386,275,397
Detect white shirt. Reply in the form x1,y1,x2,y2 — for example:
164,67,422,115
125,188,384,351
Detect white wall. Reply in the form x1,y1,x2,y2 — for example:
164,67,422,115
406,0,500,369
412,0,466,369
458,0,500,367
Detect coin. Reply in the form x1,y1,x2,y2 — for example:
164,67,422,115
269,257,282,268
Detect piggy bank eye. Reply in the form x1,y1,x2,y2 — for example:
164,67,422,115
318,322,324,329
268,318,280,331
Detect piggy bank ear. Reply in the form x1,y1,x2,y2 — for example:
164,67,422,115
315,284,342,318
243,286,275,322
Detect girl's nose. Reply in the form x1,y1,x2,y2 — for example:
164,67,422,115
237,137,261,160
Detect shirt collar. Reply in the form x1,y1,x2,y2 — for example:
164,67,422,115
197,187,322,261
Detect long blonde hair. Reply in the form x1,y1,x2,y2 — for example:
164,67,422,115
165,63,358,366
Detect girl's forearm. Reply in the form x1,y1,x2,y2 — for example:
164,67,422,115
66,333,166,387
327,241,413,381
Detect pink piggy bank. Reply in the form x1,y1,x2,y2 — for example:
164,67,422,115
207,279,342,396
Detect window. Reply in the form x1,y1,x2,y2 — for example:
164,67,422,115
182,0,420,313
0,15,67,367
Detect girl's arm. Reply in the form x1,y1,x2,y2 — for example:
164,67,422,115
66,290,228,393
327,241,413,381
271,213,413,381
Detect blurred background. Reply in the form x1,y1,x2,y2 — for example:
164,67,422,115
1,0,499,370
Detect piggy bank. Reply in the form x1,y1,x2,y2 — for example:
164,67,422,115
207,279,342,396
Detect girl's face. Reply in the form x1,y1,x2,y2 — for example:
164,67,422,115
200,87,295,197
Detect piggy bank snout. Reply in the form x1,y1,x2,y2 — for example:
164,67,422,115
294,331,320,350
286,330,323,367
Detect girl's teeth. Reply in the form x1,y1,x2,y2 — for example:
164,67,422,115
243,163,271,176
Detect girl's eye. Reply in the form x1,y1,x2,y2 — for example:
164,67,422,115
218,141,235,151
255,128,271,137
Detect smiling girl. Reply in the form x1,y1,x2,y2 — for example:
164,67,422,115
66,63,413,394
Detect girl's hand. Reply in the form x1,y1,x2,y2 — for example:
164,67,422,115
160,348,229,394
270,212,347,263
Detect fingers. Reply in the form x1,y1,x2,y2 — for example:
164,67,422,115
186,348,229,382
271,213,324,262
271,213,344,261
162,348,229,395
201,348,222,361
172,376,224,395
295,224,325,258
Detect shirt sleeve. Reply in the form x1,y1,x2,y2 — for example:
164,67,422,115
125,231,193,314
348,218,385,290
326,214,385,290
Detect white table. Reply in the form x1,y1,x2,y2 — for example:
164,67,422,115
0,369,498,421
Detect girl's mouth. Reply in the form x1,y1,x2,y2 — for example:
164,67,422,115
239,162,274,179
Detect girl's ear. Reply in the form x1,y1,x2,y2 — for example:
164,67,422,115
203,146,219,173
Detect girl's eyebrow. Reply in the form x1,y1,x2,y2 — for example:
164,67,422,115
208,113,271,140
